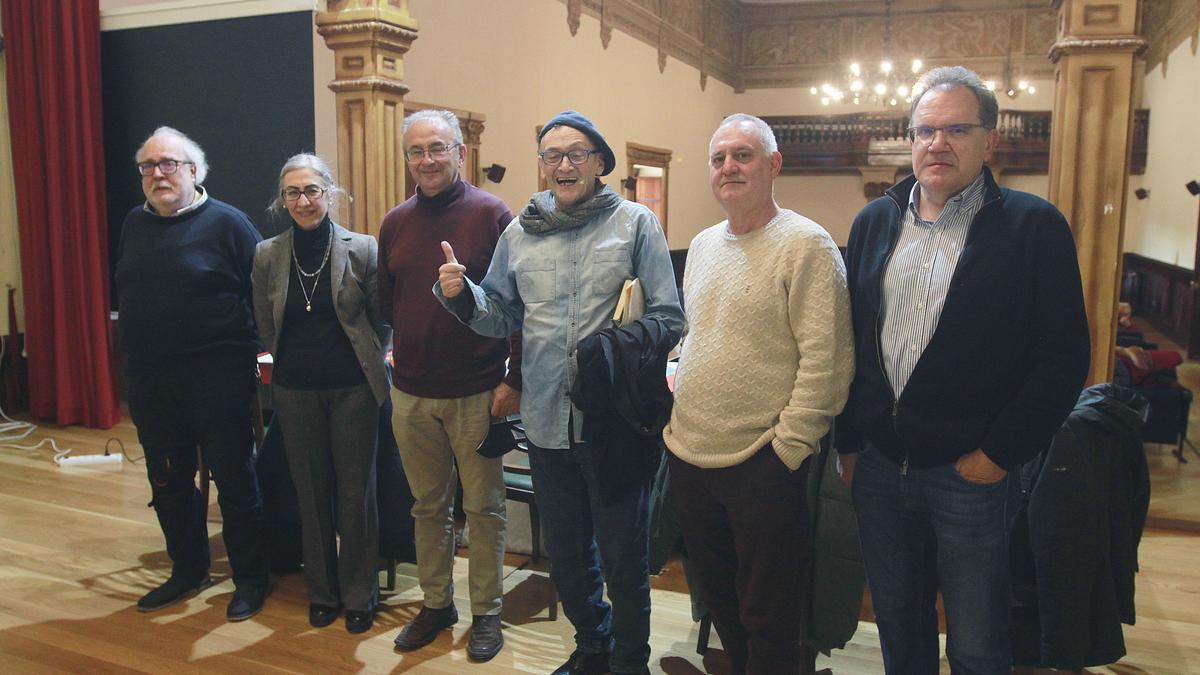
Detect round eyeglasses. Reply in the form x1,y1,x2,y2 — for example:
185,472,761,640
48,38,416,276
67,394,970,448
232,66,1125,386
282,186,327,202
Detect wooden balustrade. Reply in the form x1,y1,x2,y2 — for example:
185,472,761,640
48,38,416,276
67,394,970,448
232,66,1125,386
763,109,1149,175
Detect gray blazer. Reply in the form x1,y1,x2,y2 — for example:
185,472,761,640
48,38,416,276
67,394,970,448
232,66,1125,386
252,222,391,405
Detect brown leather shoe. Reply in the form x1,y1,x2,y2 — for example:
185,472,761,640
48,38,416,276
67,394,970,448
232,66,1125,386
467,614,504,661
392,604,459,650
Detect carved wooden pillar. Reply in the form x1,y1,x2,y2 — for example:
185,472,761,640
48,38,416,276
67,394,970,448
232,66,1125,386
1047,0,1145,385
316,0,418,238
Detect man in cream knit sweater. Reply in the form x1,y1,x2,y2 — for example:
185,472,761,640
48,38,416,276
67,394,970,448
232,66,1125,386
662,113,854,675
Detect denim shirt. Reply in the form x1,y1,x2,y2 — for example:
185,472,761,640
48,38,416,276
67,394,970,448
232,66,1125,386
435,199,684,449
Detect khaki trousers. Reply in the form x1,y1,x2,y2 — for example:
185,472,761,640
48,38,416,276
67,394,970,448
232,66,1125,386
390,388,506,615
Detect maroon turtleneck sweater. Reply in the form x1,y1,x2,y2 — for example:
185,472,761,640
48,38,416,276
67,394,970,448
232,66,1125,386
378,179,520,398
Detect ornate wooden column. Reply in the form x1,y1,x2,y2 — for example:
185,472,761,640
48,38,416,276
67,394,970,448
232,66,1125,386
316,0,418,237
1047,0,1145,384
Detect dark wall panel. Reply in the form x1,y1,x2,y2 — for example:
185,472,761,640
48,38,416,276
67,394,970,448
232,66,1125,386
102,11,316,304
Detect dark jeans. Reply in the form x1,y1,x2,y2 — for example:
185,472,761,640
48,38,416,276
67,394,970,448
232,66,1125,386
126,352,267,589
851,445,1013,675
669,445,811,675
527,442,651,674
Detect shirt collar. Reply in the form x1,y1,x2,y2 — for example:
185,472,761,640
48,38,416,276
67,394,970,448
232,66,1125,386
143,185,207,216
907,171,987,225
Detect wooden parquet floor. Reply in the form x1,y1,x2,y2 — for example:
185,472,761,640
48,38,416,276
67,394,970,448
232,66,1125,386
2,409,1200,673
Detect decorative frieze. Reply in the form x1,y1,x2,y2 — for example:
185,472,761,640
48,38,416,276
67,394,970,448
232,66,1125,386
561,0,1060,91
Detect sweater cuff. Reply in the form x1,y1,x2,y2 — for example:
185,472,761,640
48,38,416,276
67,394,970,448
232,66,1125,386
772,439,815,472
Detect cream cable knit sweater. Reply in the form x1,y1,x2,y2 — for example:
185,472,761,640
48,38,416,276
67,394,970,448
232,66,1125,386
663,209,855,470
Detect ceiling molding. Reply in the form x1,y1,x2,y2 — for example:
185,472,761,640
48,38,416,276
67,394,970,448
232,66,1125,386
1140,0,1200,76
563,0,1064,91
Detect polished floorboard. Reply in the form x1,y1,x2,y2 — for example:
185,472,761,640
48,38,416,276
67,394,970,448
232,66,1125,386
2,410,1200,673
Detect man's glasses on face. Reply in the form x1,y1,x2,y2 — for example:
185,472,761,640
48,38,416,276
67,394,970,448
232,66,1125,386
282,185,327,202
905,123,991,144
538,149,598,166
405,143,460,163
137,159,194,176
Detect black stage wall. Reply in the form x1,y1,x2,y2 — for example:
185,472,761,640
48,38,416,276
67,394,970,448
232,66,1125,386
101,10,317,305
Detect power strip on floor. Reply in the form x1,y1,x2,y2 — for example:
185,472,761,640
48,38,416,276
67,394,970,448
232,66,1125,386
58,454,123,467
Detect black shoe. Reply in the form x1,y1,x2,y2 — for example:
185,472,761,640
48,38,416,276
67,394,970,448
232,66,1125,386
393,604,459,650
136,575,208,613
226,584,268,622
346,608,375,634
309,603,340,628
467,614,504,661
552,649,610,675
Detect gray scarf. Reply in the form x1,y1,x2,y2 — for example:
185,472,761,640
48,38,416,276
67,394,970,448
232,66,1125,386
518,181,623,235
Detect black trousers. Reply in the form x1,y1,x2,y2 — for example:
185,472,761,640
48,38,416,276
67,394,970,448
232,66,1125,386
126,351,268,588
669,445,811,675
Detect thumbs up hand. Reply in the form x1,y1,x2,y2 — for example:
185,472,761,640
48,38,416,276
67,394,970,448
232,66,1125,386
438,241,468,298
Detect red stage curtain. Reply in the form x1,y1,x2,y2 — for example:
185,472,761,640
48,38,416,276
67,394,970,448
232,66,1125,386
2,0,120,428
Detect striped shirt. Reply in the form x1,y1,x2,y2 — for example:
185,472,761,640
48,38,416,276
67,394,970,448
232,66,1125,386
881,172,986,398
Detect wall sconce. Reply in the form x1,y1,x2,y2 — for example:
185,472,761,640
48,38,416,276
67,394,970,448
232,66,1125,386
480,164,506,184
1187,180,1200,196
1134,188,1150,200
621,176,637,191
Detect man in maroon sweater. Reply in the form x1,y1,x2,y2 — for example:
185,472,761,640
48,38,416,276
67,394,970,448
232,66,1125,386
379,109,519,662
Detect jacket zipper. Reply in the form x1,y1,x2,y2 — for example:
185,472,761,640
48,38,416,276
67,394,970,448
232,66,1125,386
880,183,1003,476
878,192,905,474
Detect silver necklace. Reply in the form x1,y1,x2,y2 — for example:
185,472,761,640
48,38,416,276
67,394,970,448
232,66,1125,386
292,227,333,312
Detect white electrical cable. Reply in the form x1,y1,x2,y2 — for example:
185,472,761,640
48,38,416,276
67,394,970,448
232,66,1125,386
0,335,75,463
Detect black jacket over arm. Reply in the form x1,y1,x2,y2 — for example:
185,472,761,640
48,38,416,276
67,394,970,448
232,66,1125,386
572,315,680,504
836,168,1090,470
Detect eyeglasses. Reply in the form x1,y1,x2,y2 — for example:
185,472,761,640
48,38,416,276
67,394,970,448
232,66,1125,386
405,143,460,163
539,149,599,166
905,123,991,144
709,150,762,169
137,159,194,176
282,185,327,202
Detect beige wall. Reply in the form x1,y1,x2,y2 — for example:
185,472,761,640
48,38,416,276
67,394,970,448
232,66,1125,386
385,0,736,248
1123,38,1200,269
0,4,23,337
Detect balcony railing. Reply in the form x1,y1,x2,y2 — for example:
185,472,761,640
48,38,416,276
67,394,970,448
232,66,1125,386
764,109,1148,174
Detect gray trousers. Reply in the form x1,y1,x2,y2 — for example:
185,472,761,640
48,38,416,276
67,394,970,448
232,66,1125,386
273,382,379,611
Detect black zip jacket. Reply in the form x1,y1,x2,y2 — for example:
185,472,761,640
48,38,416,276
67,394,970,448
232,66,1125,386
836,168,1090,470
1010,384,1149,669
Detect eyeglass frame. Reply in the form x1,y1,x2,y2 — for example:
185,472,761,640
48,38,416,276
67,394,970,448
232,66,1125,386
136,159,195,176
905,123,992,144
281,185,328,202
538,148,600,167
405,142,461,163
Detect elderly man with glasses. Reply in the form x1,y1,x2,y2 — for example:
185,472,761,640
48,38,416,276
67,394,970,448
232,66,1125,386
436,110,683,675
379,109,519,661
835,66,1090,674
114,126,269,621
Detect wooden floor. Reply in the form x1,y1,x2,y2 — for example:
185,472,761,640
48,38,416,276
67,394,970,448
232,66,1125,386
3,411,1200,673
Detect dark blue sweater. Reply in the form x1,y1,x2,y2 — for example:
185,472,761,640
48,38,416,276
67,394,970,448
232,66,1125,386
115,196,262,368
836,168,1090,470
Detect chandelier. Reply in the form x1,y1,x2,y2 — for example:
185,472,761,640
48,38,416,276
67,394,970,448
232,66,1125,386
809,0,925,108
985,50,1036,98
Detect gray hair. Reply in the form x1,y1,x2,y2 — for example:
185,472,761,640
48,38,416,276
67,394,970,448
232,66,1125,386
402,109,463,145
135,126,209,184
712,113,778,155
269,153,345,215
910,66,999,129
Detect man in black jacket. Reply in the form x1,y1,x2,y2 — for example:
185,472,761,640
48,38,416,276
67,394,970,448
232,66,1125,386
836,66,1090,674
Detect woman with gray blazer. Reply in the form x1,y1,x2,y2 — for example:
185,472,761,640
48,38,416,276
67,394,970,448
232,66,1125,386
251,153,391,634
